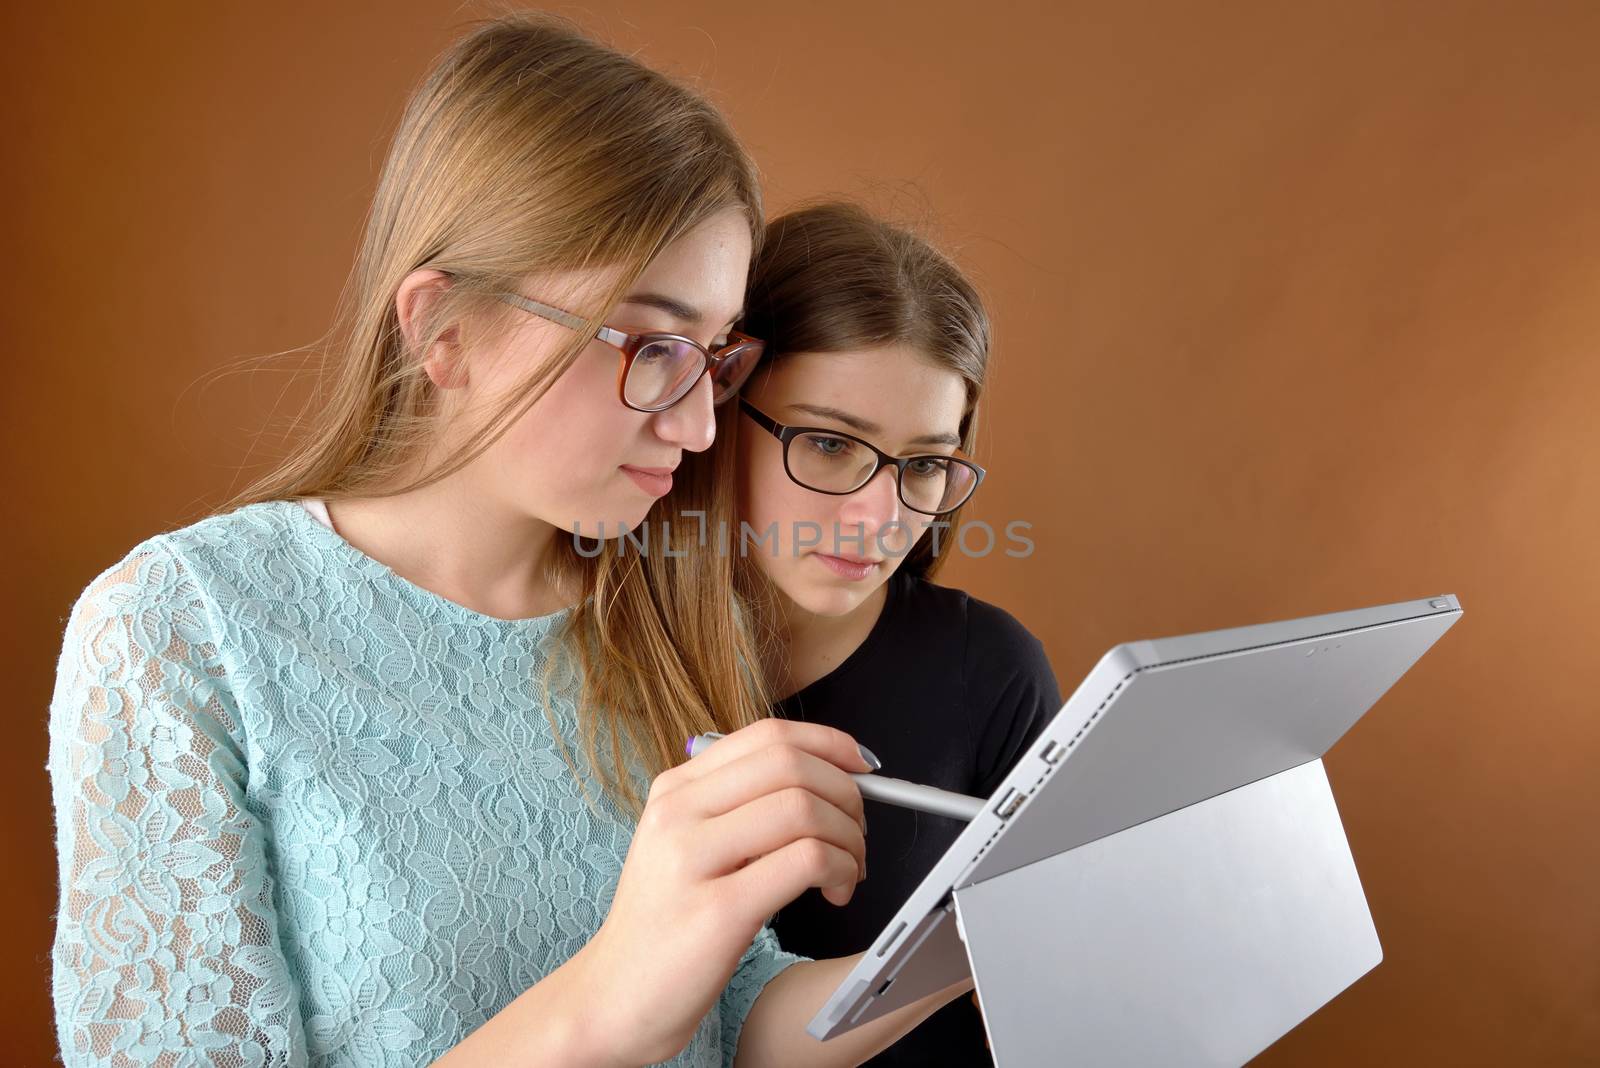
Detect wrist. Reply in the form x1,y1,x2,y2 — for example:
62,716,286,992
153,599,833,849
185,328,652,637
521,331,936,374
549,938,640,1068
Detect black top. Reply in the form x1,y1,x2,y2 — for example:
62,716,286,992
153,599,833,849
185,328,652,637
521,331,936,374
769,569,1061,1066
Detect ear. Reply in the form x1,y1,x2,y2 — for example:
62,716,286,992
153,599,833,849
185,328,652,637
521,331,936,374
395,269,469,390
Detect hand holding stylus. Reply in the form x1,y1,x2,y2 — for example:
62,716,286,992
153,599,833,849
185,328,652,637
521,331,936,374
561,719,872,1064
688,732,987,821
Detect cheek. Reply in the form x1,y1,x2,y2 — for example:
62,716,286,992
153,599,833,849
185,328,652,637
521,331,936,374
490,352,631,488
740,439,825,541
896,514,937,558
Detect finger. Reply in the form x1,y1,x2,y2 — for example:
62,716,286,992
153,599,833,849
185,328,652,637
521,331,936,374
694,786,867,883
669,718,876,790
722,837,864,915
675,743,865,831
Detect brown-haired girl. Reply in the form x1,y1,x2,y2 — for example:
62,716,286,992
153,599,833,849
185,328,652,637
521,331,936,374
733,202,1062,1063
47,19,968,1067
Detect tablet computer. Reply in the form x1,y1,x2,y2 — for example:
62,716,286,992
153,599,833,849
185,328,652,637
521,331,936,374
806,593,1463,1042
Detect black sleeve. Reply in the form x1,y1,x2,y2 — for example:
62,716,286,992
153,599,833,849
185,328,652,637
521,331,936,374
963,598,1062,799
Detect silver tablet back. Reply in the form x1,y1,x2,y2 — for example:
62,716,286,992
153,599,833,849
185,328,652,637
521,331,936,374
806,594,1462,1051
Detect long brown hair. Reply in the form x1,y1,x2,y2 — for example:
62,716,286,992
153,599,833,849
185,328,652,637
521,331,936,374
740,201,992,580
231,14,768,814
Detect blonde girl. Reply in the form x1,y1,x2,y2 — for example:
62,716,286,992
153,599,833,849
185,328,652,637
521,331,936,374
47,16,968,1067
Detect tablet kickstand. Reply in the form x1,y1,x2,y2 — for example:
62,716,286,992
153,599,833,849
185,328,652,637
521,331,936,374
952,758,1383,1067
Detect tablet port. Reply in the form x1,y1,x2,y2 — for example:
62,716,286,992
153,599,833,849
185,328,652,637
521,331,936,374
876,921,906,957
995,788,1025,818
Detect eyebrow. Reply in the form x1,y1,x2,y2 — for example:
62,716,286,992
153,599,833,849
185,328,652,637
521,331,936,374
787,403,962,448
619,291,743,330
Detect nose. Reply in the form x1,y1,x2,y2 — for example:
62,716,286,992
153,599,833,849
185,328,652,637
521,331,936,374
650,371,716,453
836,465,903,545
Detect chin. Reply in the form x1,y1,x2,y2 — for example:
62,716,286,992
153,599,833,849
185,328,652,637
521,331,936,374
790,578,877,618
565,504,655,541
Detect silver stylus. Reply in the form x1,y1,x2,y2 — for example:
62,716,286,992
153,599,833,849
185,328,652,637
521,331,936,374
849,773,985,821
686,732,986,822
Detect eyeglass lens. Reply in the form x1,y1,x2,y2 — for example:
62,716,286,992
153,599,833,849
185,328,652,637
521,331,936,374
786,432,978,514
623,339,762,410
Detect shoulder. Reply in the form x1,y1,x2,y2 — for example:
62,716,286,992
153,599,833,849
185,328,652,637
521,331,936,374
66,501,304,627
899,574,1051,675
903,578,1061,794
890,569,971,641
155,500,306,570
51,514,277,783
962,589,1052,671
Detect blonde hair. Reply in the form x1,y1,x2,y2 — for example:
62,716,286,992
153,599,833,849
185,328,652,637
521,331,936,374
232,13,769,814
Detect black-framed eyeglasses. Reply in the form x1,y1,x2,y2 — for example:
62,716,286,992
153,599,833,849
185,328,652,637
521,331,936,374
740,399,985,516
496,292,765,413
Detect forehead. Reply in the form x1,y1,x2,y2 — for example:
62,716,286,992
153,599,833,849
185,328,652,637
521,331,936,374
630,207,753,324
753,344,969,431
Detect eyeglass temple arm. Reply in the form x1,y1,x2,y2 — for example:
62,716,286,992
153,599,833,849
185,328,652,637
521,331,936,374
498,292,629,347
738,398,784,434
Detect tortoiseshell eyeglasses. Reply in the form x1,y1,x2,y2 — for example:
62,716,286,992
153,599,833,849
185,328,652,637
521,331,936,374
497,292,765,413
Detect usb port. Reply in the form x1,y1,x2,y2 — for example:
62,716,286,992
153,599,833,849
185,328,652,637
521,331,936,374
994,788,1025,818
876,921,906,957
1040,741,1064,764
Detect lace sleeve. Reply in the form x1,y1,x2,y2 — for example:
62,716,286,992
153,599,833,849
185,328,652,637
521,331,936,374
48,543,306,1067
717,922,808,1067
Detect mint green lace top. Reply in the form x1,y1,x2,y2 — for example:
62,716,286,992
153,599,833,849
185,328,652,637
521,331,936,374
47,500,803,1066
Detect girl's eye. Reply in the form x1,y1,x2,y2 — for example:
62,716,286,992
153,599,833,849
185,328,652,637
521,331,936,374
906,457,951,478
807,436,850,457
634,340,675,365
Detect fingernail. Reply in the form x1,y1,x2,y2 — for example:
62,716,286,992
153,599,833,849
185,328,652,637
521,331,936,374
858,743,882,771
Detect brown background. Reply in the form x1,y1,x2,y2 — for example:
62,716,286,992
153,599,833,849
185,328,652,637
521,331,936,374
4,2,1596,1064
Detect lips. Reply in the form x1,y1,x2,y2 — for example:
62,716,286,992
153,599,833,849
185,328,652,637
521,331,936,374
813,552,883,581
620,464,676,497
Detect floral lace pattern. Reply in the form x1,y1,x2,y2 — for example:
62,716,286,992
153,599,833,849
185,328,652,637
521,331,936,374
48,501,803,1067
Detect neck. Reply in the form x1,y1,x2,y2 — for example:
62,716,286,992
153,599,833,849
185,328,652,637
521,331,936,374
325,474,573,622
769,578,890,699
